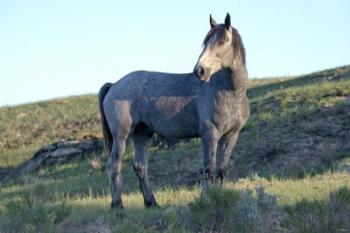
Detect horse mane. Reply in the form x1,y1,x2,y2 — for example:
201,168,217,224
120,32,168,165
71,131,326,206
203,25,246,66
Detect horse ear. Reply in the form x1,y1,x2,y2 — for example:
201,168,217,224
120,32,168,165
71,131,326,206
224,13,231,29
210,14,217,28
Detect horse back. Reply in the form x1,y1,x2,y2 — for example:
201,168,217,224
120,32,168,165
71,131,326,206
104,71,201,138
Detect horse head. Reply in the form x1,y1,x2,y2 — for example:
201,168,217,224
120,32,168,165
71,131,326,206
194,13,245,82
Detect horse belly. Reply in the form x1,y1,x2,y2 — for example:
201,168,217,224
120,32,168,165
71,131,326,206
143,97,199,138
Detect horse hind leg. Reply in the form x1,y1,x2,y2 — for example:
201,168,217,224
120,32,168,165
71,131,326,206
131,127,159,208
109,135,128,209
109,143,124,208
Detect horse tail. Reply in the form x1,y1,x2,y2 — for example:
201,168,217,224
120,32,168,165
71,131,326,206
98,82,113,154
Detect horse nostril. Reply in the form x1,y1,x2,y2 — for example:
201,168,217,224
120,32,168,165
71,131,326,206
198,66,205,76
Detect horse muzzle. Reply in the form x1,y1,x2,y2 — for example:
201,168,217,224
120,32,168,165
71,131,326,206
193,65,210,83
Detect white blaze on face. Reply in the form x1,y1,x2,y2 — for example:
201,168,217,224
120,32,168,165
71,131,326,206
197,28,233,81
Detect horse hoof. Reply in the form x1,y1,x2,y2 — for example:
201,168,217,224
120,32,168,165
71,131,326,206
111,201,124,209
145,200,161,209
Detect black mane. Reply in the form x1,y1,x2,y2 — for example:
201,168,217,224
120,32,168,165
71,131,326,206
203,25,246,66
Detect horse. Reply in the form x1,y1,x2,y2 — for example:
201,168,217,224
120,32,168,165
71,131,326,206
98,13,249,209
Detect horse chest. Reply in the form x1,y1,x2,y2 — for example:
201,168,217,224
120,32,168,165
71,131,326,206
199,91,241,133
216,100,240,127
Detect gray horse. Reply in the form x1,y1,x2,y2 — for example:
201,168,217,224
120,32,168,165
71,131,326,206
99,13,249,209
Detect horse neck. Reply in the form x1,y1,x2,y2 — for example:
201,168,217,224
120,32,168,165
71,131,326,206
229,60,247,96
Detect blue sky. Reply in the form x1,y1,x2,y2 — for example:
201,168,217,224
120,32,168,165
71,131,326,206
0,0,349,106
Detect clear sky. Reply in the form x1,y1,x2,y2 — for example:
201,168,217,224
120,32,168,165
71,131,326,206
0,0,349,106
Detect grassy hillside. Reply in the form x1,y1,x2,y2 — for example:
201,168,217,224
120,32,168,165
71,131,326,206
0,95,101,168
0,65,350,232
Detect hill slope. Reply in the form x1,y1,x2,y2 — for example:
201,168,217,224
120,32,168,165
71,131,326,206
234,65,350,178
1,65,349,177
0,65,350,232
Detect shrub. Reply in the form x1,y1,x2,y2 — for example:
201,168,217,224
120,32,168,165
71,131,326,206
286,186,350,233
188,186,284,233
189,186,240,233
235,186,283,233
0,183,72,233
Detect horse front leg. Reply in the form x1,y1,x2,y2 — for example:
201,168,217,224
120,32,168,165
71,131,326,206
201,125,219,189
216,129,240,184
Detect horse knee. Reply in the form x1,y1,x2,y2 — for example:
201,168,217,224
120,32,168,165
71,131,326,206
133,162,146,178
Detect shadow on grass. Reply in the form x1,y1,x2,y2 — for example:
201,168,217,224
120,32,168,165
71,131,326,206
63,186,350,233
0,182,198,233
229,95,350,180
0,150,202,205
2,170,350,233
283,186,350,233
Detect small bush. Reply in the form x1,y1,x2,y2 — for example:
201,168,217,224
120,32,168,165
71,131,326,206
189,186,240,233
162,205,196,233
256,186,278,211
189,186,284,233
0,184,72,233
235,189,261,231
235,187,283,233
330,186,350,207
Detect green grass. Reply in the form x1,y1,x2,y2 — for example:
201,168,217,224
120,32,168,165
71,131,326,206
0,95,100,167
1,153,350,232
1,64,350,232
